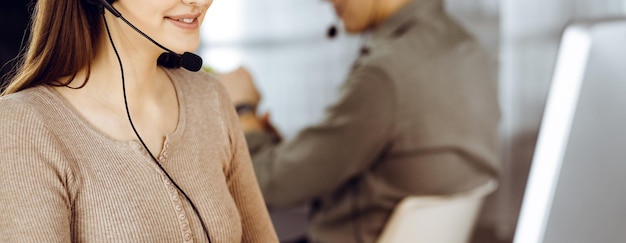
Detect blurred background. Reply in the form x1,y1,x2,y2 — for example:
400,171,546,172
2,0,626,242
196,0,625,242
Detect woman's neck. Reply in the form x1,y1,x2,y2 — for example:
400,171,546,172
82,12,172,103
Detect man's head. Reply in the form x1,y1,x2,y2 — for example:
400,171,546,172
328,0,412,33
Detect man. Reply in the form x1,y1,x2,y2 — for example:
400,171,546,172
221,0,500,242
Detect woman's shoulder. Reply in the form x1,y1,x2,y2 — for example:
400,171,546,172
166,67,230,101
0,87,72,189
167,67,223,89
0,86,55,132
1,86,48,115
167,67,220,85
0,87,62,163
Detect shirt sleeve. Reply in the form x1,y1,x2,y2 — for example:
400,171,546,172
215,83,279,243
247,65,396,207
0,98,73,242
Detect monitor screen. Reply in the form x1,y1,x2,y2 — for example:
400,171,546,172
514,18,626,243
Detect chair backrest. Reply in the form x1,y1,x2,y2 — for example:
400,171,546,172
377,180,497,243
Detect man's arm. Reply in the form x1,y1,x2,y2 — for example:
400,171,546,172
244,66,396,207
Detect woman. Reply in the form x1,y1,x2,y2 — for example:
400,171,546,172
0,0,278,242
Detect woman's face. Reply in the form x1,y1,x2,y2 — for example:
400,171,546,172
111,0,213,53
329,0,375,33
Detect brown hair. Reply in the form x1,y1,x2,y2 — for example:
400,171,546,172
1,0,104,95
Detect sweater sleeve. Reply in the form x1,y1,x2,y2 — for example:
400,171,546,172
214,83,279,243
0,97,73,242
247,65,396,207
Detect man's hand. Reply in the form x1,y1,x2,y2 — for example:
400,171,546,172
217,67,261,106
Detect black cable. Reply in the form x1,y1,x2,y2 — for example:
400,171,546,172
103,14,212,243
116,16,177,54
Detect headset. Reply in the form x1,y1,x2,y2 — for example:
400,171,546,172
85,0,203,72
83,0,211,242
327,16,339,39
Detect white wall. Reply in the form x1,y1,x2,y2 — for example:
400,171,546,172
201,0,362,140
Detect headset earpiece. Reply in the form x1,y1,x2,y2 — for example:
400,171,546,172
84,0,121,17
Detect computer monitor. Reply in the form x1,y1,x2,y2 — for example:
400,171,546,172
514,18,626,243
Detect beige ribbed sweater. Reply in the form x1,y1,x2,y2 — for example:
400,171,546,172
0,69,278,242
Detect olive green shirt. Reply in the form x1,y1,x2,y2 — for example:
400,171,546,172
246,0,500,242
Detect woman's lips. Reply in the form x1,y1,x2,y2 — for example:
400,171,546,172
165,14,201,30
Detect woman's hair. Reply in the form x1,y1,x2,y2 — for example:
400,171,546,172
1,0,105,95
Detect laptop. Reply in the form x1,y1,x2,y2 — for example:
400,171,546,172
514,18,626,243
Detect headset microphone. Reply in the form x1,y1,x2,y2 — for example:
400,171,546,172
327,23,338,39
326,3,343,40
92,0,203,72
